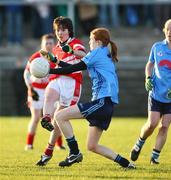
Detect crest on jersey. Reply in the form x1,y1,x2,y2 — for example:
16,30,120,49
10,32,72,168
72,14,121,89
157,51,163,56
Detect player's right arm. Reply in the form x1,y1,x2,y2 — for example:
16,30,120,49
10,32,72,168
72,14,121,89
40,50,77,68
145,61,154,91
145,61,154,78
23,61,39,101
23,62,32,88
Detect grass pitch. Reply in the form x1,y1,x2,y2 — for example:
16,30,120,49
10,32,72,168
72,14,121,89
0,117,171,180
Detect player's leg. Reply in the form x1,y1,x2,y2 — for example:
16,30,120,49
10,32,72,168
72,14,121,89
54,105,83,167
41,84,59,131
53,105,66,150
130,111,160,161
55,78,81,149
150,113,171,164
87,126,135,169
25,107,42,150
25,88,44,150
36,120,61,166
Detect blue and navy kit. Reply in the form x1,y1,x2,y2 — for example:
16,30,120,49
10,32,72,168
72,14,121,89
49,46,119,130
149,39,171,103
82,46,119,104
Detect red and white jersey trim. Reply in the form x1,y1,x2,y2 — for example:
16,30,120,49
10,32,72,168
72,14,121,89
52,37,86,84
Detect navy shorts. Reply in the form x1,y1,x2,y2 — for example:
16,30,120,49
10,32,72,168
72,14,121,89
78,97,114,130
148,96,171,115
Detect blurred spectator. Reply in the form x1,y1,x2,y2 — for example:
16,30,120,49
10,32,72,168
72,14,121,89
0,6,3,45
153,4,171,32
142,5,155,27
125,5,139,26
27,0,53,38
77,1,98,35
54,5,67,17
5,5,23,46
98,0,120,28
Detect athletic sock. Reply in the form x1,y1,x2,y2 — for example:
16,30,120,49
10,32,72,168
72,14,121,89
56,135,63,147
114,154,130,168
151,149,160,160
42,114,51,122
66,136,79,155
44,143,55,156
26,133,35,145
134,137,145,149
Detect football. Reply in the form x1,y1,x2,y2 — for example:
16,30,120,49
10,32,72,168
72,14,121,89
30,57,50,78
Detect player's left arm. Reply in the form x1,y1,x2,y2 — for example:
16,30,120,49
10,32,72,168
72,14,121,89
73,49,86,58
49,61,87,75
62,41,86,58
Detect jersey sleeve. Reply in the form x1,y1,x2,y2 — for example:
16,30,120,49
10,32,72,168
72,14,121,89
29,52,41,62
82,48,98,67
70,39,86,52
148,44,155,64
49,61,87,75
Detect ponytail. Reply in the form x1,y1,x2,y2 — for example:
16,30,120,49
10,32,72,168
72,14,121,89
91,28,118,62
110,41,118,62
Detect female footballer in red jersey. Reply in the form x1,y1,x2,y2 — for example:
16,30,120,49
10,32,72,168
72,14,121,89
36,16,86,166
24,34,65,150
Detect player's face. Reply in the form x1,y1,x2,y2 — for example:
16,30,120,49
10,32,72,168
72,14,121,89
55,28,70,43
89,34,101,51
164,21,171,43
41,38,55,52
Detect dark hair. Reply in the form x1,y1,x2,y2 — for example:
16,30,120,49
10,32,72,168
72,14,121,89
53,16,74,38
41,33,56,42
91,28,118,62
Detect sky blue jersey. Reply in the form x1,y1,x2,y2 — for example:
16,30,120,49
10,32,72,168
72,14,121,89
149,39,171,103
82,46,119,104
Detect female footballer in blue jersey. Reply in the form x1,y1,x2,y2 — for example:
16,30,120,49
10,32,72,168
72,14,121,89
130,19,171,164
42,27,135,169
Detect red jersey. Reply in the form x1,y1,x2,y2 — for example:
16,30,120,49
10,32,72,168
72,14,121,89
52,38,86,84
25,51,57,89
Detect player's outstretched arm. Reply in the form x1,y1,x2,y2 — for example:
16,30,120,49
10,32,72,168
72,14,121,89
39,50,58,63
49,61,87,75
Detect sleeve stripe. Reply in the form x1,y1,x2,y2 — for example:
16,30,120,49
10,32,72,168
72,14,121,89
73,44,85,51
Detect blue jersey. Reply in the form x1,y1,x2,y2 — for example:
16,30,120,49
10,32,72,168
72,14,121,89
149,39,171,103
82,46,119,104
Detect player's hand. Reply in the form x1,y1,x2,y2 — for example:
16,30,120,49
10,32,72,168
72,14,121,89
145,76,153,91
62,44,73,54
167,89,171,99
29,87,39,101
39,50,57,63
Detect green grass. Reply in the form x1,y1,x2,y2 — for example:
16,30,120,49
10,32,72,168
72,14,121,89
0,117,171,180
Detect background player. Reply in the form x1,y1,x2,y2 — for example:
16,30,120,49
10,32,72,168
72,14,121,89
130,19,171,164
24,34,65,150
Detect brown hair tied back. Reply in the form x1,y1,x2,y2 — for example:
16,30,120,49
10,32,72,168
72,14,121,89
109,40,118,62
91,28,118,62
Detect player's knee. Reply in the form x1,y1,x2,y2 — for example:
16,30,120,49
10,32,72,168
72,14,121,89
54,111,65,124
158,126,168,135
147,122,157,131
87,143,97,152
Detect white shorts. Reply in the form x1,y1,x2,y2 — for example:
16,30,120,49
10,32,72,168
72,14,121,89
47,76,82,107
28,88,45,109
